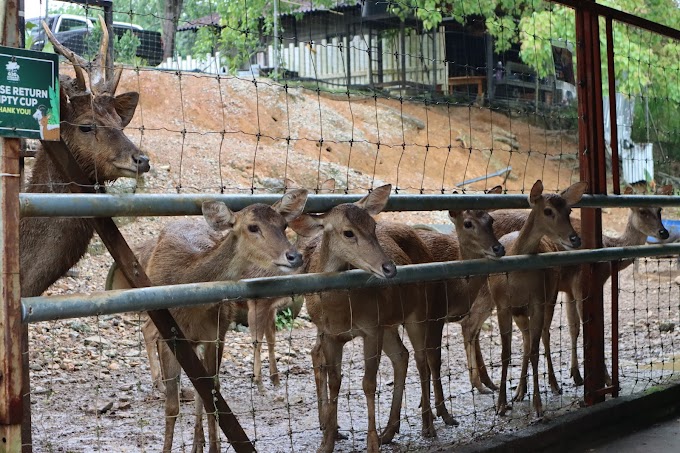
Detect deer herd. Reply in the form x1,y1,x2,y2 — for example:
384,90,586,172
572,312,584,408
18,17,676,453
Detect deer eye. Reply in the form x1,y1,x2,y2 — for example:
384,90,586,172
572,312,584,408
463,220,473,229
79,124,95,133
343,230,355,238
248,225,260,233
543,208,553,216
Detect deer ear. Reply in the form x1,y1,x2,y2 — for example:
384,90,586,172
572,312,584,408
486,185,503,195
656,184,674,195
288,213,324,237
623,186,635,195
561,181,588,206
202,201,235,232
272,189,308,223
448,210,462,222
114,92,139,127
355,184,391,216
528,180,544,205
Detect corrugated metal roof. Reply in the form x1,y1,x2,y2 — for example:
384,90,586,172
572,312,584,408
176,2,360,31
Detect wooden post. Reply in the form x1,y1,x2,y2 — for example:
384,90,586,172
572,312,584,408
0,1,27,451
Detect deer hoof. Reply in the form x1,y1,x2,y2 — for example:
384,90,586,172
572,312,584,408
441,413,459,426
379,423,400,444
496,401,510,416
271,373,280,386
512,392,525,403
475,385,493,395
571,367,584,386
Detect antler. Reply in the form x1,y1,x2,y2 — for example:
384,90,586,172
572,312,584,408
43,15,119,96
42,20,87,94
89,16,111,94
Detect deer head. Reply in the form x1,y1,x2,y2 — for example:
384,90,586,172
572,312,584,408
448,185,505,259
624,184,673,241
42,16,150,183
528,180,587,250
202,189,308,275
290,184,397,278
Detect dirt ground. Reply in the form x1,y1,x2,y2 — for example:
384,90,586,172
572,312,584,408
24,66,680,452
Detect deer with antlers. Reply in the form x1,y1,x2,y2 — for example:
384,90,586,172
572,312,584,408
21,18,150,298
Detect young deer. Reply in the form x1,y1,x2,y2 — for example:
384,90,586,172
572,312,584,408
489,180,586,417
560,184,673,385
462,184,673,394
111,191,308,453
403,186,505,425
21,18,150,297
291,185,416,453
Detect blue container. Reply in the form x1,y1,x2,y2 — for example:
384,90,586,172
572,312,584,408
647,219,680,244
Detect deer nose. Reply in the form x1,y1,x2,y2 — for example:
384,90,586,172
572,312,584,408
492,244,505,257
569,234,582,248
659,228,670,240
381,261,397,279
285,250,303,268
132,154,151,173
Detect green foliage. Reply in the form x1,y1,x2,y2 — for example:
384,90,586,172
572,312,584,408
274,307,295,331
85,21,141,65
394,0,680,101
117,30,143,63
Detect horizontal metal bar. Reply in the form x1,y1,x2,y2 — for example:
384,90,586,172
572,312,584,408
553,0,680,41
19,193,680,218
22,243,680,323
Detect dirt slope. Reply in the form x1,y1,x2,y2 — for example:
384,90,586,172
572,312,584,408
117,68,580,197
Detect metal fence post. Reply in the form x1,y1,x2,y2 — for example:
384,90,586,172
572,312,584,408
576,1,608,406
0,1,27,451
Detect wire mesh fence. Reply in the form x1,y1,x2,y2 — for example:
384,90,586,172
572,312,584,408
14,0,680,452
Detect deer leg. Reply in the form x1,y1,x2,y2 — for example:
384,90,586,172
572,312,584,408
529,308,545,418
379,328,408,444
161,346,182,453
248,299,266,391
192,386,206,453
512,314,531,403
142,319,165,393
565,289,584,386
496,306,513,415
461,316,494,394
407,327,436,438
362,332,384,453
195,341,221,453
426,321,457,426
542,293,561,395
265,303,280,386
475,331,498,391
319,337,344,453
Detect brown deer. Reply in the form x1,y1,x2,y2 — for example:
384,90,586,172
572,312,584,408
21,18,150,298
290,185,411,453
292,185,504,451
489,180,586,417
460,184,673,394
399,186,505,427
109,191,308,453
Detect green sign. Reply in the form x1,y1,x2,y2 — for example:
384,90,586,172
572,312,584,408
0,46,59,140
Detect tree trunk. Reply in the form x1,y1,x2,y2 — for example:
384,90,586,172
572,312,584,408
162,0,185,59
